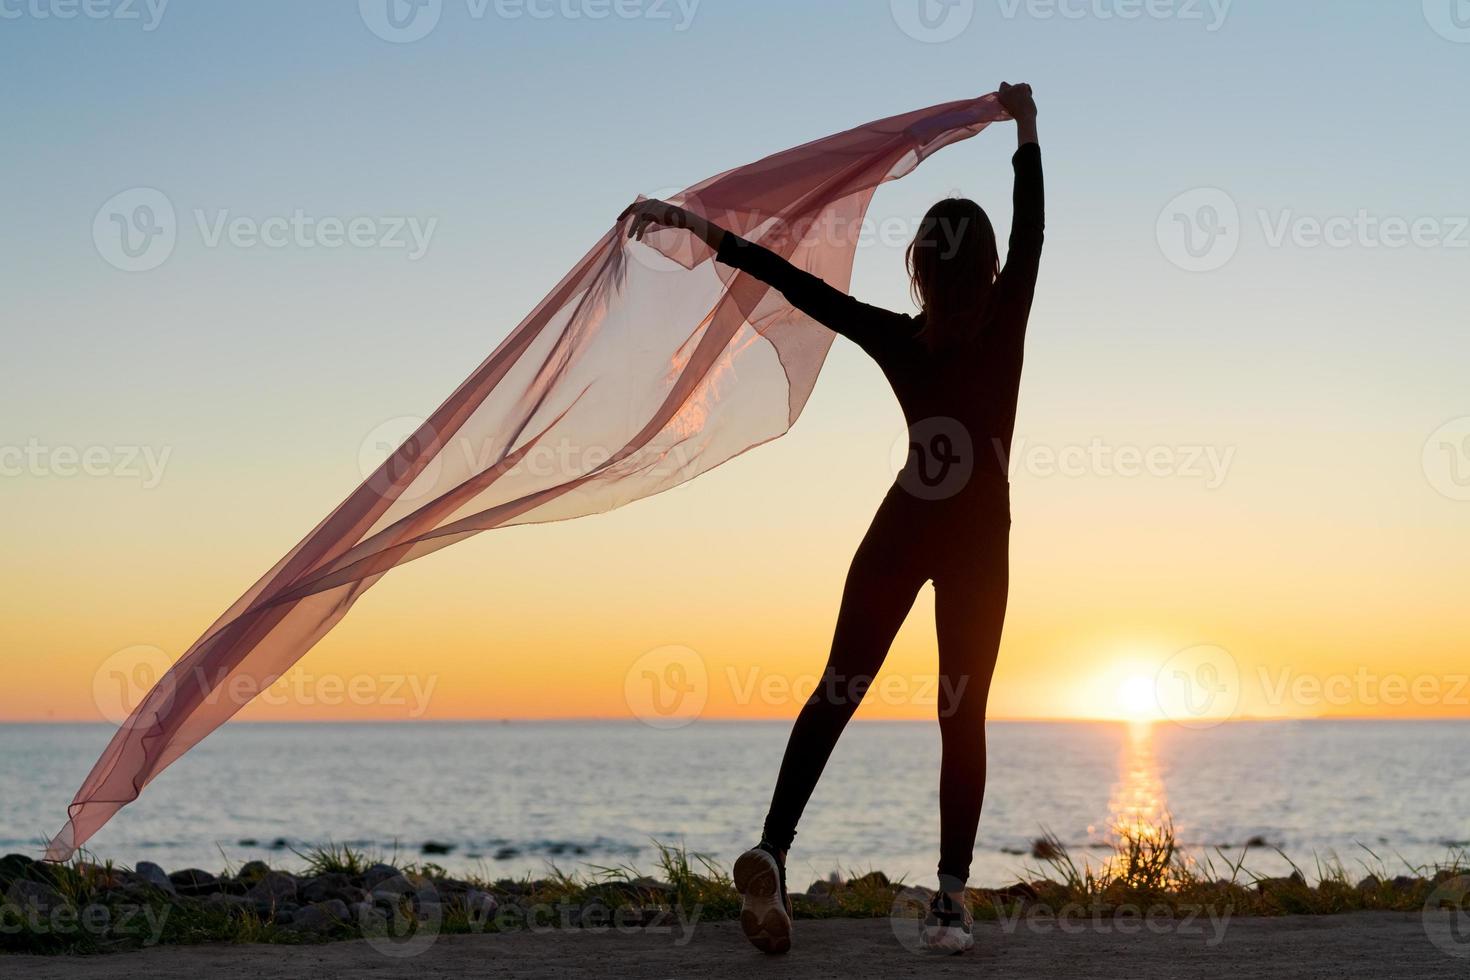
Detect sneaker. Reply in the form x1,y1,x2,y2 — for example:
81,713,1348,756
920,890,974,953
733,841,793,954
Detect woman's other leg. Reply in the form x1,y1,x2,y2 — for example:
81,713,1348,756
932,520,1010,890
761,498,928,851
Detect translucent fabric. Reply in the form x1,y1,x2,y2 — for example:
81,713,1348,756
48,95,1007,860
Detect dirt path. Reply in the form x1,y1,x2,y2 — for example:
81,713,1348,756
5,912,1462,979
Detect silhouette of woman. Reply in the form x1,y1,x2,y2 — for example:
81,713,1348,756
623,82,1042,955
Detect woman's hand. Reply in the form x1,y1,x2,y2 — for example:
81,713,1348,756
997,82,1039,148
619,198,727,252
997,81,1037,120
620,199,689,241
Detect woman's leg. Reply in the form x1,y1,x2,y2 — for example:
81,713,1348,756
760,498,928,851
932,518,1010,890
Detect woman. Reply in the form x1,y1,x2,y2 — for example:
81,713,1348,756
623,81,1042,955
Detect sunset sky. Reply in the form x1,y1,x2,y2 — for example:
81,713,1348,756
3,1,1467,726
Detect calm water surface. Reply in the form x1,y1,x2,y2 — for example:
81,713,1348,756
2,720,1466,888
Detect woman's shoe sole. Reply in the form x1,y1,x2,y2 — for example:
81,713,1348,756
920,923,975,954
733,848,792,954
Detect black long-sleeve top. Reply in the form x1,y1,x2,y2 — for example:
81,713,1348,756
715,143,1044,483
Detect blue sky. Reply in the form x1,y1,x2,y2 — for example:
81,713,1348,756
2,1,1468,721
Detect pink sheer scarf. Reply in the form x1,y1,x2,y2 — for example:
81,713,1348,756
48,96,1007,860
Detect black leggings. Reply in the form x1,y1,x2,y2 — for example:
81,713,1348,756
760,474,1010,889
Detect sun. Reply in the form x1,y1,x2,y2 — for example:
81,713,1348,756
1114,675,1160,721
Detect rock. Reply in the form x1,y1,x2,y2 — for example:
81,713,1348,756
169,869,219,896
237,861,271,884
1356,875,1382,891
421,841,455,855
1031,879,1070,904
1245,835,1269,847
362,863,401,889
800,890,839,910
1391,875,1421,894
6,879,69,915
1255,871,1306,894
370,874,417,900
246,871,299,904
0,854,37,885
350,901,389,933
1030,837,1063,861
300,873,352,904
205,892,253,913
463,888,498,921
133,861,176,894
288,900,350,932
993,881,1040,902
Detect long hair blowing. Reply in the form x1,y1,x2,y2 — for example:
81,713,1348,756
905,197,999,346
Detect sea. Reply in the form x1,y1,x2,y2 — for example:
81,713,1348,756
2,720,1466,890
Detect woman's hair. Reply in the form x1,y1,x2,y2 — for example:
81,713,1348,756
905,197,999,345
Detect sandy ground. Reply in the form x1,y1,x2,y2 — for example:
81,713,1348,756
4,912,1462,979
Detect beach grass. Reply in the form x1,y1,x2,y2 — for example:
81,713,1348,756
2,825,1468,954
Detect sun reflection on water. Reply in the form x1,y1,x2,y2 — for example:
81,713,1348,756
1107,720,1170,849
